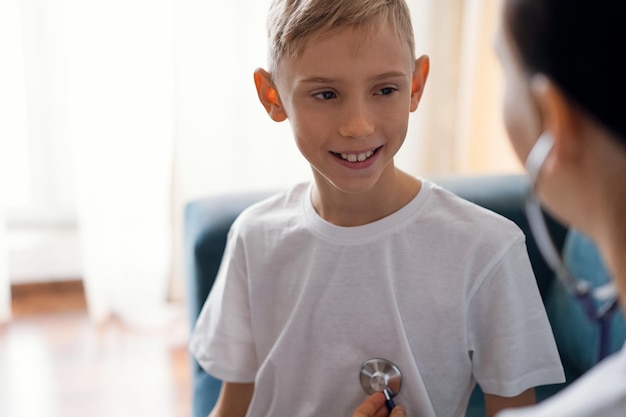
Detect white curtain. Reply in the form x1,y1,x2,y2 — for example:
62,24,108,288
65,0,176,324
0,0,176,325
0,0,29,322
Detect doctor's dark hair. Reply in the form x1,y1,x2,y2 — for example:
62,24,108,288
265,0,415,75
504,0,626,144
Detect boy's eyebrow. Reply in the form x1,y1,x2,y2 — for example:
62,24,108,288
371,71,409,81
298,71,408,84
298,76,336,84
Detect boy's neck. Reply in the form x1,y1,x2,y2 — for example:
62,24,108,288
310,168,421,227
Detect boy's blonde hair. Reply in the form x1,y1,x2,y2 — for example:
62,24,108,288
266,0,415,75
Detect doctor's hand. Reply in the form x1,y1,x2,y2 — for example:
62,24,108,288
352,392,406,417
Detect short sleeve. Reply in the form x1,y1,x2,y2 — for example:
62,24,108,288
189,224,258,383
467,236,565,396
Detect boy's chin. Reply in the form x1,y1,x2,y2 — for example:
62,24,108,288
321,176,383,196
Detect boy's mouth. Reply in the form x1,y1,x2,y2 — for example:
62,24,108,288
331,146,382,163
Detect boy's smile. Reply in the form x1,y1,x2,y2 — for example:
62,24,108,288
331,145,382,166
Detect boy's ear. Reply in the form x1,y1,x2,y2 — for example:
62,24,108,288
253,68,287,122
530,75,582,168
410,55,430,112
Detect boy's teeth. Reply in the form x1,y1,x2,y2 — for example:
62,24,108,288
340,150,374,162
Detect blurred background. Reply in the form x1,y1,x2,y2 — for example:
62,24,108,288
0,0,519,416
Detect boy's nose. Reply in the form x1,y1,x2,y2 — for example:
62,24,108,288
338,101,375,139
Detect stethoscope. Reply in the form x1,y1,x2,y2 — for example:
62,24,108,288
525,133,619,362
359,358,402,412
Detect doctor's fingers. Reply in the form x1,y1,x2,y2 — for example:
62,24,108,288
353,393,386,417
353,393,390,417
390,406,406,417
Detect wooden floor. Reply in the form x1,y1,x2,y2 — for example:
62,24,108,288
0,281,192,417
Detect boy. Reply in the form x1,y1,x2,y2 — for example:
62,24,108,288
189,1,564,416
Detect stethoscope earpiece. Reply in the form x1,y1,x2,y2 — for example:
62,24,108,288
359,358,402,412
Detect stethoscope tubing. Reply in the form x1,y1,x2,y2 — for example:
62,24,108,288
525,191,619,361
383,388,396,412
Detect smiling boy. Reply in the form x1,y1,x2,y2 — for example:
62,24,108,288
255,23,426,226
189,1,564,416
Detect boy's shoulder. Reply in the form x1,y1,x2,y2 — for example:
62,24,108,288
233,181,310,227
424,179,524,239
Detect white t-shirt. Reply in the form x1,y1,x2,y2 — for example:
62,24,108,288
190,180,565,417
497,344,626,417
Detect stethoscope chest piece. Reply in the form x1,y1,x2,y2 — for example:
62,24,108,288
359,358,402,397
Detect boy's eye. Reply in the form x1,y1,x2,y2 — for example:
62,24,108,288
375,87,397,96
314,91,337,100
